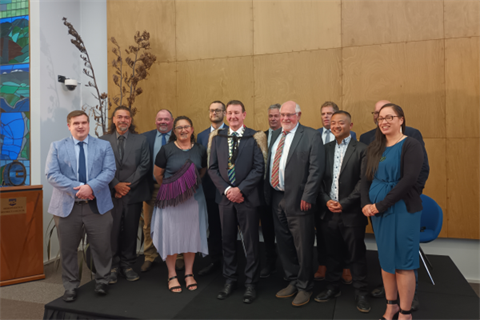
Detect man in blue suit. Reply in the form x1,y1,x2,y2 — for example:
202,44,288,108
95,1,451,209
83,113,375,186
45,110,116,302
141,109,174,272
197,101,228,276
316,101,355,284
359,100,429,312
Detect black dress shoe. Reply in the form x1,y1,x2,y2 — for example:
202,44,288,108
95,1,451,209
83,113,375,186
95,283,108,295
109,268,118,284
411,294,420,311
356,295,371,313
121,268,140,281
371,285,385,298
62,289,77,302
217,282,237,300
198,262,221,276
260,264,276,278
243,285,256,304
314,288,341,302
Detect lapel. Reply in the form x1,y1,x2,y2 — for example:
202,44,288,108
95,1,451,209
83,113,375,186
286,124,304,164
327,142,335,177
107,134,122,167
236,127,250,160
66,137,78,178
340,138,356,176
86,135,96,179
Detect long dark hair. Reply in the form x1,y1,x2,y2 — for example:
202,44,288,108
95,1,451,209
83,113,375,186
365,103,406,181
169,116,196,144
107,106,137,134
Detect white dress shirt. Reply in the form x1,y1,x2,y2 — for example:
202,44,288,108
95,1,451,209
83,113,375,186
269,122,299,191
329,135,351,201
210,122,225,132
322,128,333,145
224,126,245,194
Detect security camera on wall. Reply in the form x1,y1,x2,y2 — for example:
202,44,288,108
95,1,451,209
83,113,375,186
58,75,79,91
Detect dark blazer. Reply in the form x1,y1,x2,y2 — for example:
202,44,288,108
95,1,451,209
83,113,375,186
100,132,150,204
208,127,264,206
320,138,368,227
265,124,325,216
359,126,429,191
142,129,160,194
198,125,228,199
319,127,357,142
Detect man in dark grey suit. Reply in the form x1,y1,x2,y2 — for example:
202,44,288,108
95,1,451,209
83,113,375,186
209,100,266,304
141,109,174,272
265,101,325,307
314,111,370,313
101,106,150,283
197,101,228,276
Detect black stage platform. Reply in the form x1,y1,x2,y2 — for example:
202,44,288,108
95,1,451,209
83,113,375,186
44,244,480,319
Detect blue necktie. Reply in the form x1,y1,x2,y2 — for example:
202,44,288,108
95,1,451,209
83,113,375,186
78,142,87,183
162,133,167,146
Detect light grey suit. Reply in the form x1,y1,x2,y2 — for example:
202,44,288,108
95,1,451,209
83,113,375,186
100,132,150,270
45,135,116,291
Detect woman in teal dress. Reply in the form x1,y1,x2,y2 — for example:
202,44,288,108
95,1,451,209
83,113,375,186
361,104,424,320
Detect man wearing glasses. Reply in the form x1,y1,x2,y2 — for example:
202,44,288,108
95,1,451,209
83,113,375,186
360,100,430,312
264,101,325,307
197,101,228,276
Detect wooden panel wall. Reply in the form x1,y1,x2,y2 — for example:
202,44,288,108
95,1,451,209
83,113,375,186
107,0,480,239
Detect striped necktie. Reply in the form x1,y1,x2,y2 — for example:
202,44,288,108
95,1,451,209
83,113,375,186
227,132,237,185
271,131,289,188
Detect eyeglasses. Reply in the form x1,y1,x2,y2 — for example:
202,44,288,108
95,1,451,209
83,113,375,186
371,112,379,116
209,109,224,114
175,125,192,131
280,113,298,118
377,115,399,123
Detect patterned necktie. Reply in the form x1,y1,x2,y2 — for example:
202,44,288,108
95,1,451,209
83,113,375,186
227,132,238,185
118,135,125,162
271,131,289,188
78,142,87,183
325,129,332,144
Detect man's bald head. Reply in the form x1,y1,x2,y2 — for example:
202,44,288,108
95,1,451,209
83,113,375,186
373,100,391,125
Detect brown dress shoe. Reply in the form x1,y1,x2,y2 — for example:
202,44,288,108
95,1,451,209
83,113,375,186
292,291,312,307
341,268,353,284
314,265,326,281
141,260,153,272
276,284,298,298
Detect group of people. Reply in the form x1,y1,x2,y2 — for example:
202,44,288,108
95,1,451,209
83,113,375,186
46,98,429,320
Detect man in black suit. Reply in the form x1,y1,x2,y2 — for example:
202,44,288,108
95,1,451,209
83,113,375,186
100,106,150,283
259,103,281,278
265,101,324,307
209,100,267,304
141,109,175,272
314,111,371,313
360,100,430,311
197,101,228,276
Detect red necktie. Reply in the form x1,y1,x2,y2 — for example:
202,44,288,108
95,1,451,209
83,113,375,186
271,131,289,188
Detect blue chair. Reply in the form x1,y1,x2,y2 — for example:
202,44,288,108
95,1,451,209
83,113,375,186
419,194,444,285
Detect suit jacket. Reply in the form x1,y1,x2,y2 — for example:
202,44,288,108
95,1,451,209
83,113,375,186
198,125,228,199
45,135,116,216
265,124,325,216
208,127,265,206
359,126,430,190
319,138,368,227
100,132,150,204
142,129,158,194
319,127,357,142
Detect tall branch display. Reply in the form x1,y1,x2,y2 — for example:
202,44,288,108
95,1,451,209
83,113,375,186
110,32,157,117
63,17,108,137
63,18,157,136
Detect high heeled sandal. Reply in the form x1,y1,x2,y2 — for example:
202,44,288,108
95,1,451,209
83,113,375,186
185,274,198,291
399,309,412,318
380,299,399,320
168,276,182,293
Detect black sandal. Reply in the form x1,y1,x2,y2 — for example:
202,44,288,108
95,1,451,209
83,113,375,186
399,309,412,318
168,276,182,293
380,299,399,320
185,274,198,291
